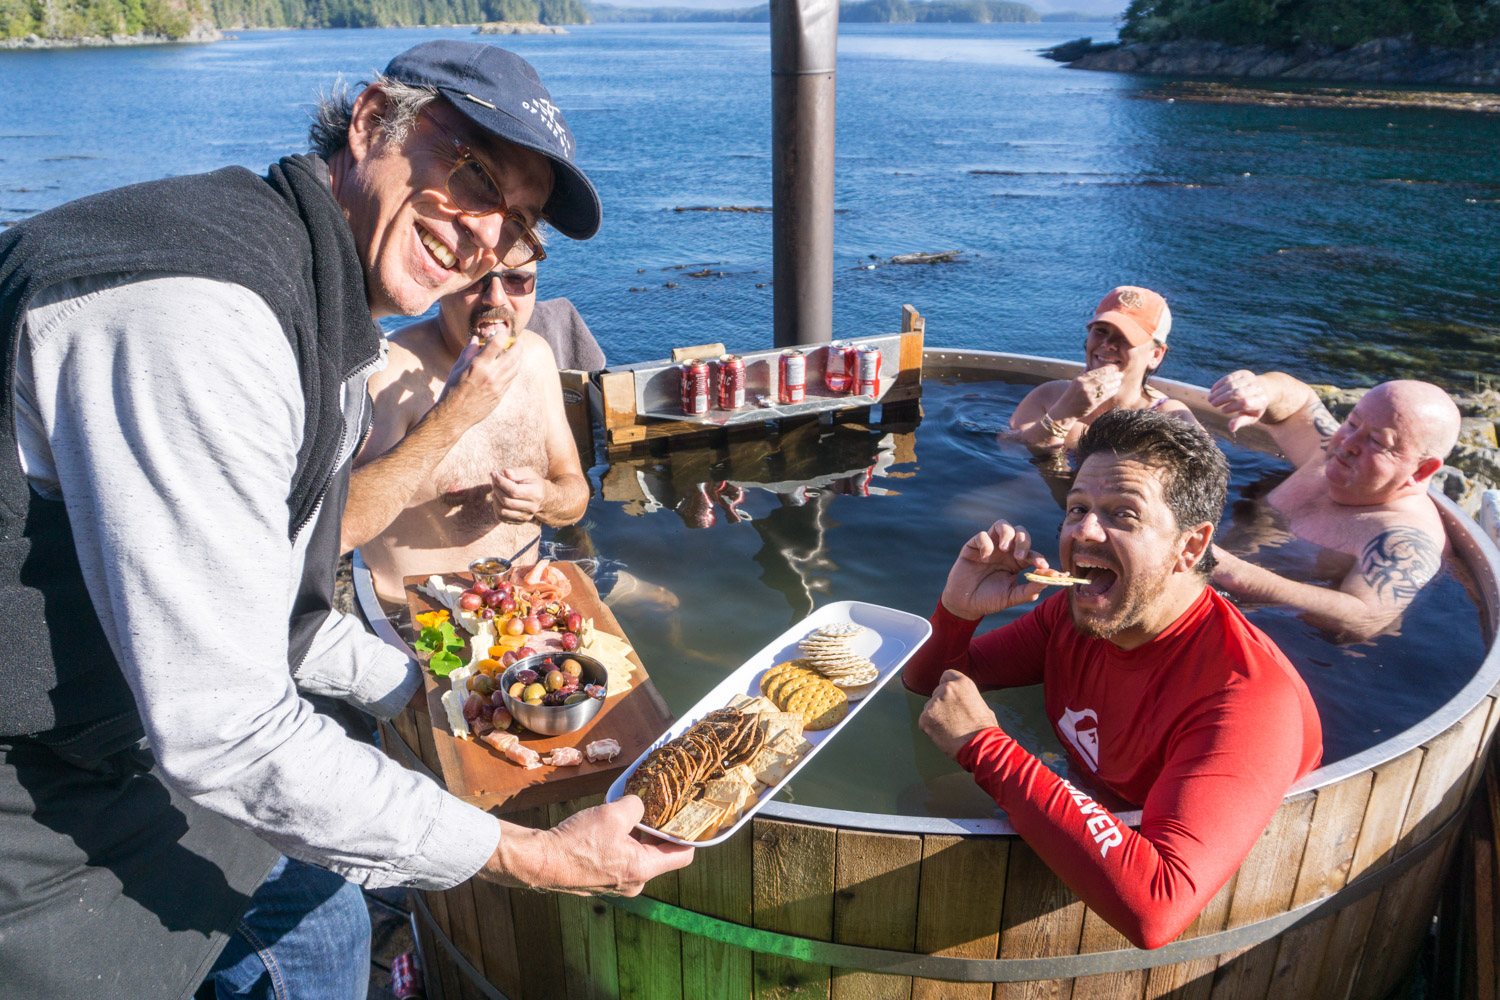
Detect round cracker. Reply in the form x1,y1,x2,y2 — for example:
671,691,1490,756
813,622,865,638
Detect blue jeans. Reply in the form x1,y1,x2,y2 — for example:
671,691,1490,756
208,856,370,1000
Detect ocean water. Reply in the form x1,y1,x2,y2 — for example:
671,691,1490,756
4,22,1499,388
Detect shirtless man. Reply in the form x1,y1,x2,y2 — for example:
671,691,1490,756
347,261,589,602
1009,286,1195,453
1207,372,1460,641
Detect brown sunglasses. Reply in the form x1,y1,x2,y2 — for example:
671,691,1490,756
423,111,547,268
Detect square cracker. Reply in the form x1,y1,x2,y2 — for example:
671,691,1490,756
748,746,800,786
769,730,813,758
728,692,754,710
757,712,805,739
740,696,780,716
661,798,723,841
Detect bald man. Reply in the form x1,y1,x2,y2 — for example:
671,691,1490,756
1206,372,1460,640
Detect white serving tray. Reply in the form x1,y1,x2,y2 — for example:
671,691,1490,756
605,600,932,846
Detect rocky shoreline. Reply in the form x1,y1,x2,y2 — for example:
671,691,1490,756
1045,36,1500,88
1314,385,1500,542
0,25,221,49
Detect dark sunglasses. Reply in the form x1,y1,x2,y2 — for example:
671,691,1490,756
422,111,547,268
479,269,537,296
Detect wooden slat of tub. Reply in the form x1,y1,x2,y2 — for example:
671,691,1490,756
413,693,443,775
1068,910,1145,1000
993,841,1086,1000
912,835,1009,1000
440,880,489,1000
469,879,524,1000
1395,698,1494,855
503,805,569,1000
422,888,469,1000
1474,772,1498,1000
1364,842,1459,1000
411,892,452,1000
831,829,922,1000
549,795,620,1000
753,819,836,1000
1264,772,1374,998
615,867,683,1000
680,825,754,1000
1350,701,1494,1000
1464,692,1500,802
1142,873,1237,1000
391,704,421,764
1311,746,1425,999
1206,792,1315,1000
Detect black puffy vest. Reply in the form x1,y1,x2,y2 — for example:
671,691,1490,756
0,155,381,738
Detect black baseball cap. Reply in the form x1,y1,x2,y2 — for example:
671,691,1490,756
383,41,601,240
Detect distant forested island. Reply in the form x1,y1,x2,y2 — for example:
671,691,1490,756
0,0,1037,41
1050,0,1500,85
1119,0,1500,48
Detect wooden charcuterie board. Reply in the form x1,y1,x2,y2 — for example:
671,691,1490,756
404,562,673,814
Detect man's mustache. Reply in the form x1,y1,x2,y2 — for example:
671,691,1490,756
471,307,517,336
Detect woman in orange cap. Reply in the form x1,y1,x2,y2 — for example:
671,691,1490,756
1009,286,1197,452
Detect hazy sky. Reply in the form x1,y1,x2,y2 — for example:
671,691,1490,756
599,0,1126,14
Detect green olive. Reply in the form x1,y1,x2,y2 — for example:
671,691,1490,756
560,658,583,677
564,692,588,705
522,682,547,702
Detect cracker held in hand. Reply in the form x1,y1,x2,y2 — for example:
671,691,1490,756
1024,568,1092,587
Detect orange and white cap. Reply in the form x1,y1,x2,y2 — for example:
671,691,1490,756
1088,286,1171,347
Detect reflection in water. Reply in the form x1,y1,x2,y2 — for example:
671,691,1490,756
581,375,1487,818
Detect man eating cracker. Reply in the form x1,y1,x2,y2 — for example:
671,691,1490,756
903,409,1323,950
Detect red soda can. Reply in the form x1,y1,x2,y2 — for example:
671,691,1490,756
824,342,854,393
779,349,807,404
854,344,882,395
680,359,710,416
391,953,425,999
714,354,746,411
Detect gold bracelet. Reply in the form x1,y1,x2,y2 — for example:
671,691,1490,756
1039,412,1069,439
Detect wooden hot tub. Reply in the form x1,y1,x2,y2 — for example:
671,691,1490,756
362,349,1500,1000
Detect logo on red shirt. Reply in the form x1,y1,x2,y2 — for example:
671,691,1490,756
1058,706,1100,772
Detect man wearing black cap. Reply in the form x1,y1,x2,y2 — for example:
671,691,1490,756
0,42,690,1000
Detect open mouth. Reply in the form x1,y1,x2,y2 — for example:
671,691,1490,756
418,225,459,272
1069,556,1119,600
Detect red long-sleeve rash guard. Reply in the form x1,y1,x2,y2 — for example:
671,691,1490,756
904,589,1322,949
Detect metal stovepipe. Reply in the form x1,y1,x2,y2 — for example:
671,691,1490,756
770,0,837,348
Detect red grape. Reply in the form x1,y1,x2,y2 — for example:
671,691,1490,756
499,596,516,614
565,611,583,633
504,617,525,636
536,612,555,629
458,591,482,612
480,607,495,621
484,590,506,608
522,616,541,636
559,632,580,652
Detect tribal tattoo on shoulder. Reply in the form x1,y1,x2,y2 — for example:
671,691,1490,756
1310,403,1340,447
1359,527,1440,604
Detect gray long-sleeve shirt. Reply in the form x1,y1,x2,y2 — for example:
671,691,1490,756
16,272,500,890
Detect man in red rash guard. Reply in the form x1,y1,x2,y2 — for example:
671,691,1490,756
904,409,1322,950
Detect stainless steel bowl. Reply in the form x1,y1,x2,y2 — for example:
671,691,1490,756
469,556,511,591
499,652,609,736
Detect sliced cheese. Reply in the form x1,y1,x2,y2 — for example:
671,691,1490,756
440,688,471,740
